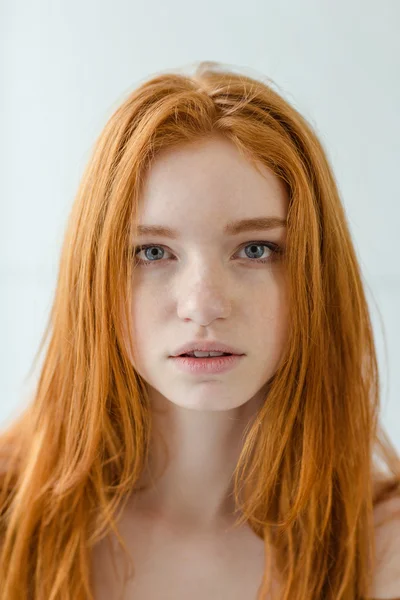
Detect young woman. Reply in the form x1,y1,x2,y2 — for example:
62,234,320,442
0,61,399,600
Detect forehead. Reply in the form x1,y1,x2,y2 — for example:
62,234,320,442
135,136,288,235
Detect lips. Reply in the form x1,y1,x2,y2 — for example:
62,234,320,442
171,352,243,374
181,352,232,357
171,341,244,357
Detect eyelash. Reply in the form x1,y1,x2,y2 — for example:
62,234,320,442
133,241,283,267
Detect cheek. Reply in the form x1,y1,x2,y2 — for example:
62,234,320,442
274,301,290,362
126,294,161,367
260,304,289,345
257,282,289,352
276,305,290,354
119,294,145,369
274,290,289,341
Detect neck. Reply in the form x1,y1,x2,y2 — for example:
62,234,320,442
128,385,266,532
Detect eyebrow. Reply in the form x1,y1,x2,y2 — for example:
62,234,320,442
134,217,287,238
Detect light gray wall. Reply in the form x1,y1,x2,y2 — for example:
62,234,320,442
1,1,399,450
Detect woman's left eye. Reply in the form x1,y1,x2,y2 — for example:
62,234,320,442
133,242,283,267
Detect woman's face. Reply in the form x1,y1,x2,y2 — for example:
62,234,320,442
128,134,289,412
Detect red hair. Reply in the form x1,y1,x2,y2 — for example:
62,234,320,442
1,61,399,599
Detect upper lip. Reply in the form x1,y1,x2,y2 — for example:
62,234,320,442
170,341,245,357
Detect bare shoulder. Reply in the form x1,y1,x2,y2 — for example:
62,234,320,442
368,494,400,599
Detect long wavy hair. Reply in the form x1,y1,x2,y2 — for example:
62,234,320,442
0,61,399,600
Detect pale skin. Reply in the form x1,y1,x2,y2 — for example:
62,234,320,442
90,135,400,599
126,134,290,532
91,134,289,598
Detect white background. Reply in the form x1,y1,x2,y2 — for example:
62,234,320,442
1,1,399,450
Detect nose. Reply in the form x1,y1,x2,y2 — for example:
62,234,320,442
176,266,232,325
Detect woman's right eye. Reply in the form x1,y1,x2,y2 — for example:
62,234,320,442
134,245,171,266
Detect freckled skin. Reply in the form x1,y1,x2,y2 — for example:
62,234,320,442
93,135,290,598
129,135,289,418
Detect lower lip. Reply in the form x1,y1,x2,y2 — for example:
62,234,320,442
170,354,244,374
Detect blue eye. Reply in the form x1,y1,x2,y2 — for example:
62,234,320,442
133,242,283,267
